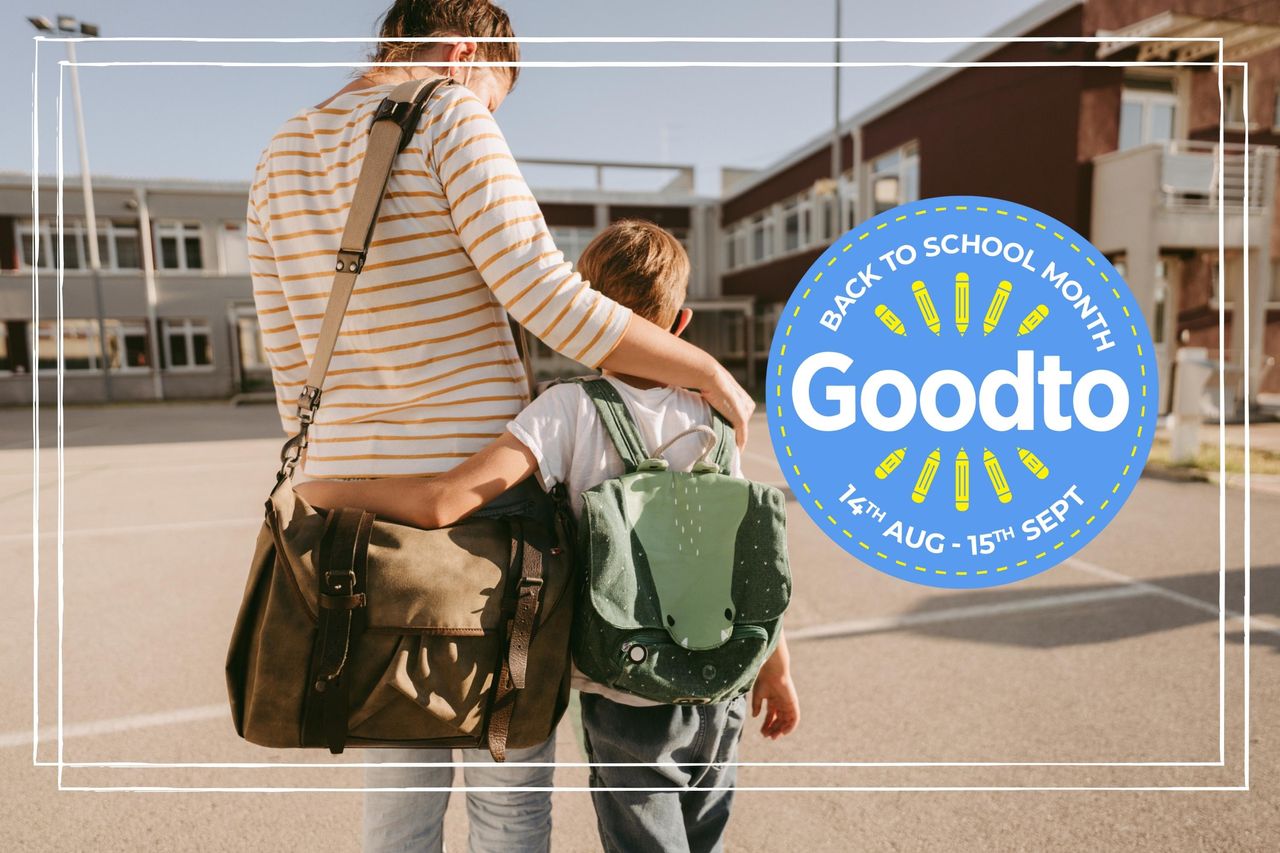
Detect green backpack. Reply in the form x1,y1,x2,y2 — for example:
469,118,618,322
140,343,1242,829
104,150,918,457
570,378,791,705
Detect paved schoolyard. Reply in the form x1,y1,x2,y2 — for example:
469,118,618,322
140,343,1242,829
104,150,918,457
0,401,1275,851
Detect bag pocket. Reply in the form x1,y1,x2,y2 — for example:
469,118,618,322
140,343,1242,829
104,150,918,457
604,624,771,705
346,632,500,743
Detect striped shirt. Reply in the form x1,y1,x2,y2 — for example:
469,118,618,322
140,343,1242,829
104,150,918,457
247,80,632,479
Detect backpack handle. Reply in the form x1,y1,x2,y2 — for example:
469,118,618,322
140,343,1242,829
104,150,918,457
650,425,720,472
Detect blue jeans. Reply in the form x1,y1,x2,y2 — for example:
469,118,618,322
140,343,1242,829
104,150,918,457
362,737,556,853
579,692,747,853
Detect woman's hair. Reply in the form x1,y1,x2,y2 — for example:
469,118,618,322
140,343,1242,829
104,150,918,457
577,220,690,329
372,0,520,86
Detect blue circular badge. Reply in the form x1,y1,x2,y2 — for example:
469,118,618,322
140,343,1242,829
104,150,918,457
767,196,1157,588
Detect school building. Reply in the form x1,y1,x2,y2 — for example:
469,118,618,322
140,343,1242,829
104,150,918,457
2,0,1279,414
0,164,726,405
720,0,1280,414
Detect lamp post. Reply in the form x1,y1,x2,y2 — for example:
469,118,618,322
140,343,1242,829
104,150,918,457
831,1,842,193
28,14,112,400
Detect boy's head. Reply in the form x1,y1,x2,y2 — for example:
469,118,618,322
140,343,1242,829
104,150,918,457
577,220,690,333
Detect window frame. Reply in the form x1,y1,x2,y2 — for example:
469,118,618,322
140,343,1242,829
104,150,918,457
154,221,206,272
34,318,152,374
13,218,141,273
161,317,215,372
869,142,920,216
1223,79,1247,128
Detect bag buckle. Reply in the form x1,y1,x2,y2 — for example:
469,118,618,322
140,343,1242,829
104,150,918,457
517,576,543,599
323,568,357,593
371,94,428,150
371,97,410,126
334,249,364,274
297,385,322,426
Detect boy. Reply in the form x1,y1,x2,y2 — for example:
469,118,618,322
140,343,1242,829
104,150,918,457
297,220,799,852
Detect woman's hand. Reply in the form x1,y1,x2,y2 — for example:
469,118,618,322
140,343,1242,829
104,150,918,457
599,315,756,450
700,362,755,452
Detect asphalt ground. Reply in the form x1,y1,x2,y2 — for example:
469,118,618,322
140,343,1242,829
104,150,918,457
0,401,1276,852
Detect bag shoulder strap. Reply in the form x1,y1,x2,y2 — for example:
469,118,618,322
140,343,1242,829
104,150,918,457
578,377,740,476
278,76,537,480
577,377,650,474
709,410,735,474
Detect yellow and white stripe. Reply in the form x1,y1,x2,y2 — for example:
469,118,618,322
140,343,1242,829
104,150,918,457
248,82,632,478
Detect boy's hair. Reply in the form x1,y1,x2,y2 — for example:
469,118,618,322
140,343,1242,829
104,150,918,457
372,1,520,87
577,220,689,329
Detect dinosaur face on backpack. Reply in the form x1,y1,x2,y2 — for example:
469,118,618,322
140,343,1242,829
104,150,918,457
623,470,747,651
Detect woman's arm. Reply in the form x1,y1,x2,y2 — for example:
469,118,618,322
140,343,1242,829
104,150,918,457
295,432,539,529
422,86,755,448
597,314,756,450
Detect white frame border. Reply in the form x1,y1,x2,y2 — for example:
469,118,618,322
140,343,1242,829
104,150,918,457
24,31,1254,788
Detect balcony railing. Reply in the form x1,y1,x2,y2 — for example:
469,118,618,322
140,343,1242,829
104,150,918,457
1157,140,1273,212
517,158,695,195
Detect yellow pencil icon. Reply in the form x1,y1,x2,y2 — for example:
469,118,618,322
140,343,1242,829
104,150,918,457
955,272,970,335
1017,447,1050,480
983,448,1013,503
982,280,1012,335
1016,304,1050,336
874,304,907,336
912,448,940,504
912,280,941,335
955,448,970,512
875,448,906,480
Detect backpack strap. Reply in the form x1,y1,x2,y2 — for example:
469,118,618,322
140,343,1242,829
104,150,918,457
710,410,736,475
578,378,649,474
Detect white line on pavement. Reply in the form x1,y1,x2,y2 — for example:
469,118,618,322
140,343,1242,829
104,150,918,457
1065,556,1280,634
2,703,227,750
0,516,261,544
787,585,1149,641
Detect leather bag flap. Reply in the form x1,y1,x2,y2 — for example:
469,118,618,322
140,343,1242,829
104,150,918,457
269,481,562,633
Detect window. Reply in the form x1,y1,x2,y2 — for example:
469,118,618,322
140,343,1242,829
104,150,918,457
0,322,30,373
870,144,919,215
35,319,150,372
163,318,213,370
1223,80,1246,126
723,227,738,270
218,221,249,274
15,218,141,271
549,226,597,264
749,212,772,264
1119,78,1177,150
236,313,268,371
155,222,204,271
722,222,749,271
781,199,804,253
839,177,859,231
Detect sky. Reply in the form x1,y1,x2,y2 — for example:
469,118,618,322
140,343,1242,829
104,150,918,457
9,0,1046,197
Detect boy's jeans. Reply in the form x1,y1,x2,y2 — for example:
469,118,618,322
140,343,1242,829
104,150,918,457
579,692,747,853
362,737,556,853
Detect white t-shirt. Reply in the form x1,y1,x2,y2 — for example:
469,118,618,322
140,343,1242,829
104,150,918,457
507,374,743,707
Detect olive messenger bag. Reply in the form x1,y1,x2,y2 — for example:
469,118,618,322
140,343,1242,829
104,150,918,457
225,76,574,761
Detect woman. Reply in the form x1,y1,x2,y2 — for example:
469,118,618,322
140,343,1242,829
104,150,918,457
246,2,754,850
